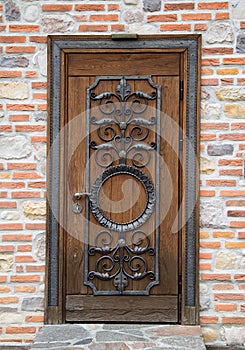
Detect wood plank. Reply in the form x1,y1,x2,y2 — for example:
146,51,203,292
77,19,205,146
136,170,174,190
68,53,180,76
66,295,178,322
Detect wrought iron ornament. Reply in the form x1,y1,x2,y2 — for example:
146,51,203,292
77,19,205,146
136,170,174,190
84,76,161,295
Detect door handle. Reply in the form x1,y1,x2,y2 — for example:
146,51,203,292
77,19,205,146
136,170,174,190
72,192,91,214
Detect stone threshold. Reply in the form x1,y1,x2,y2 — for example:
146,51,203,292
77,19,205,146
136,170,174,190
27,324,207,350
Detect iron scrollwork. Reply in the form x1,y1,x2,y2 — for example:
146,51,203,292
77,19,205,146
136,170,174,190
84,76,161,295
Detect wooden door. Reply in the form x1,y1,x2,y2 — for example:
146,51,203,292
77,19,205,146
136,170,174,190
62,51,182,323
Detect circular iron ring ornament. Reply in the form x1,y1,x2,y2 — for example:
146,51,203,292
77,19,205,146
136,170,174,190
90,164,155,232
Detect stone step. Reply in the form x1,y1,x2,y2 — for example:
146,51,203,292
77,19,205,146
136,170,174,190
30,324,206,350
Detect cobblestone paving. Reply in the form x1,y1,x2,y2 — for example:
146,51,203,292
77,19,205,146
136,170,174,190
30,324,206,350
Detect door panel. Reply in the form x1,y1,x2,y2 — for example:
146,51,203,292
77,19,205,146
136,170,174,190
64,52,181,322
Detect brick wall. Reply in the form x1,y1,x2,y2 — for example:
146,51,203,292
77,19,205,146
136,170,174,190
0,0,244,347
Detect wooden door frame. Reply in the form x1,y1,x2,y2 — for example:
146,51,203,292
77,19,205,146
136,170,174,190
45,34,201,325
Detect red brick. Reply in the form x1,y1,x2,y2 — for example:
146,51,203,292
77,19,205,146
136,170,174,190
0,276,7,283
6,326,36,334
0,245,14,252
32,82,48,89
202,58,220,66
37,104,47,110
160,24,191,31
228,210,245,217
215,304,237,311
238,232,245,239
9,114,29,122
26,71,38,78
216,12,229,19
203,48,233,55
200,134,216,140
6,46,36,53
14,286,36,293
200,190,215,197
220,133,245,141
90,14,118,21
26,265,45,272
218,159,243,166
182,13,212,20
15,256,35,263
0,202,17,209
11,191,40,198
30,36,47,43
6,104,35,111
13,172,41,179
31,136,46,143
32,93,47,99
0,297,19,304
221,190,245,197
202,68,214,75
0,223,22,231
213,231,235,238
9,25,39,32
241,22,245,29
200,263,211,270
219,169,242,176
222,317,245,324
195,23,207,31
148,14,177,22
200,252,212,259
234,274,245,281
198,2,228,9
25,223,46,230
213,284,234,290
238,78,245,85
75,4,105,11
25,315,44,323
108,4,120,11
42,4,72,11
223,58,245,65
206,180,236,187
7,163,36,170
15,125,45,132
0,181,25,188
0,71,22,78
17,245,32,252
10,275,40,283
111,24,125,32
201,274,231,281
79,24,108,32
200,242,221,249
226,234,245,241
28,181,46,188
0,125,12,132
201,123,229,130
0,36,26,43
165,2,194,10
201,78,219,86
215,293,245,300
0,192,7,198
200,316,218,324
232,123,245,130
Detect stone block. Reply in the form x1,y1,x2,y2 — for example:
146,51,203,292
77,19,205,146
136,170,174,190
224,103,245,118
23,4,40,22
143,0,161,12
201,89,210,101
201,327,218,343
216,88,245,101
124,0,138,4
237,34,245,53
0,135,32,160
34,49,47,77
33,111,47,122
201,102,221,119
207,22,234,44
0,56,29,68
23,201,46,220
34,325,89,343
200,283,211,311
200,199,228,228
232,0,245,20
5,0,21,21
42,15,75,33
1,210,20,220
0,82,29,100
207,144,234,156
200,156,215,174
216,251,237,269
128,23,159,34
224,326,245,345
0,312,22,324
123,10,144,23
34,233,46,261
0,255,13,272
21,297,44,311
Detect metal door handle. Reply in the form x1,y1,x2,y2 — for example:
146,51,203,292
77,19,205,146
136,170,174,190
74,192,91,200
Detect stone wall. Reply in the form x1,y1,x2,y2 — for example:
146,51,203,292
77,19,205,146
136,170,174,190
0,0,244,347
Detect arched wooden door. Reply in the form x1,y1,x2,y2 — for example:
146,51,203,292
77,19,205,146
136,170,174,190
46,36,201,325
